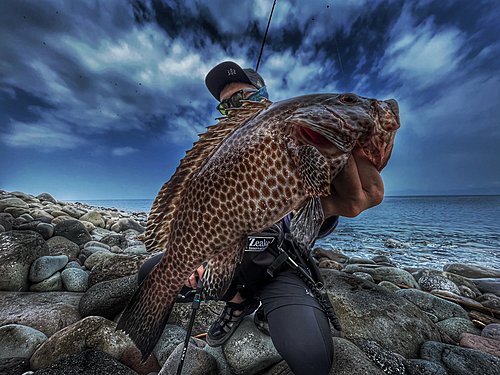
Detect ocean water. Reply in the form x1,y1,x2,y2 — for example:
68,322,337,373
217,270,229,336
78,195,500,271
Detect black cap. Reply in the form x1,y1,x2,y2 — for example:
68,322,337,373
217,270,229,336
205,61,266,100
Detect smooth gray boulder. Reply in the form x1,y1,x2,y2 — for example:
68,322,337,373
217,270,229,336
329,337,386,375
223,316,282,375
395,289,469,321
61,268,89,292
0,291,82,337
30,316,134,371
420,341,500,375
444,263,500,279
435,317,482,342
152,324,196,366
0,231,50,291
0,324,48,359
29,255,68,283
418,275,460,294
79,275,138,319
159,341,217,375
473,278,500,297
30,272,63,292
412,269,481,295
54,220,91,245
342,265,420,288
322,269,441,359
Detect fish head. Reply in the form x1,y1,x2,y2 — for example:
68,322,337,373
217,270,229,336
284,93,400,176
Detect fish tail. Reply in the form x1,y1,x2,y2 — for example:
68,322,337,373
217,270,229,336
116,270,177,362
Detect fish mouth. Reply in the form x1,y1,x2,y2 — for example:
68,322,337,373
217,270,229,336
299,126,334,148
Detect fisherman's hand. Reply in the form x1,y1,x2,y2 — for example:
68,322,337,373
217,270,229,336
321,146,384,218
185,265,204,289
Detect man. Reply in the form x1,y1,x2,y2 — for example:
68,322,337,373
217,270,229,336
202,61,383,373
139,61,383,374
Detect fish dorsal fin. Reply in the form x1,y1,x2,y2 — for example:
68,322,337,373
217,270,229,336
144,99,272,251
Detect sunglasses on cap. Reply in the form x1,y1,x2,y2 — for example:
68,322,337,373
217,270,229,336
216,86,269,115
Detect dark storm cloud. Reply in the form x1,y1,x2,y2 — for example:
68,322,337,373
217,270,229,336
0,0,499,198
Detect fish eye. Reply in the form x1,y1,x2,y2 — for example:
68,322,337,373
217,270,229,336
340,93,359,103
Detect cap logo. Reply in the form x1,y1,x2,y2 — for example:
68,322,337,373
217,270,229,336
227,68,237,76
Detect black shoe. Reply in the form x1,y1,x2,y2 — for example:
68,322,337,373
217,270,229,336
253,304,270,336
206,299,260,347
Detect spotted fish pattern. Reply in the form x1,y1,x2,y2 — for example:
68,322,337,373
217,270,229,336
116,93,400,361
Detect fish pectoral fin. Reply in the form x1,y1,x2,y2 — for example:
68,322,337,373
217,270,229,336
203,243,244,300
293,144,331,197
290,197,325,250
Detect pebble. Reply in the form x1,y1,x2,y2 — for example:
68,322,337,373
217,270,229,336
84,251,116,270
35,222,54,240
61,268,89,292
413,268,481,295
402,359,447,375
36,192,57,203
100,233,128,249
395,289,469,321
46,237,80,259
30,316,135,371
473,278,500,298
0,212,14,231
444,263,500,279
0,324,48,359
159,341,217,375
353,272,375,282
343,265,420,288
476,293,500,310
349,257,377,265
84,240,111,250
360,338,406,375
378,281,401,292
0,357,30,375
435,317,482,342
420,341,500,375
79,211,105,228
29,255,68,283
53,219,92,245
152,324,197,366
79,275,137,319
223,316,282,374
61,205,83,218
0,197,29,212
419,275,461,294
30,272,63,292
0,230,50,291
460,333,500,358
111,218,146,233
482,324,500,341
0,292,82,337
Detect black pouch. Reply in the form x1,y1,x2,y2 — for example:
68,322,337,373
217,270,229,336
234,222,285,285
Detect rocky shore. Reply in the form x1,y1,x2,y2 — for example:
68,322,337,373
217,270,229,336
1,189,500,375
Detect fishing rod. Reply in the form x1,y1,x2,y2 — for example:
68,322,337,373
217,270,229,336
256,0,277,72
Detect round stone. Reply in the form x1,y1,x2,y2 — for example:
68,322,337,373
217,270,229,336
54,220,91,245
36,222,54,240
30,255,69,283
61,268,89,292
0,324,48,359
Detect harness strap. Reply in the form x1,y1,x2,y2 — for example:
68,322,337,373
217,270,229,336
268,234,342,332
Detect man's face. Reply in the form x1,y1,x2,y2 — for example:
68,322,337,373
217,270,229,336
220,82,257,102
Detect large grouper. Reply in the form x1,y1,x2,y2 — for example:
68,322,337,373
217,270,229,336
116,92,401,361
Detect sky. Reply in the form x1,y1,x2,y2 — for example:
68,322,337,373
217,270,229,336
0,0,499,200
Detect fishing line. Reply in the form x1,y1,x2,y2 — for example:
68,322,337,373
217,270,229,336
256,0,277,72
335,36,348,92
